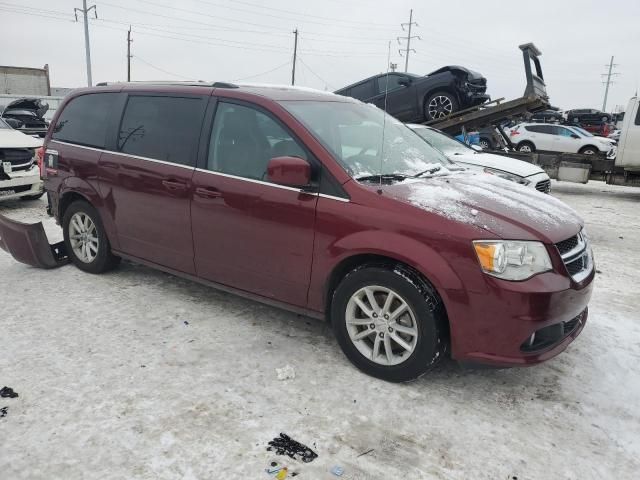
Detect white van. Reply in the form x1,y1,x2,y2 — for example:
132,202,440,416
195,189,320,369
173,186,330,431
616,96,640,172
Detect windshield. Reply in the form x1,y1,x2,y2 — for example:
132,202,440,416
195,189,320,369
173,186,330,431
282,101,452,178
411,127,473,156
570,126,593,137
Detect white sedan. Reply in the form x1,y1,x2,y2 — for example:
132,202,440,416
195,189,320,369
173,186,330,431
408,124,551,193
510,123,616,158
0,118,43,201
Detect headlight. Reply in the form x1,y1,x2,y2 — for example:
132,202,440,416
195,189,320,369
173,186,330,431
473,240,552,281
483,167,530,186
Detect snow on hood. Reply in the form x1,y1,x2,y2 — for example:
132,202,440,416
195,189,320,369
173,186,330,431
0,128,42,148
451,151,545,177
384,173,582,243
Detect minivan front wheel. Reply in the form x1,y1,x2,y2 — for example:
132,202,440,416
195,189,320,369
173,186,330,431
63,200,120,274
331,265,447,382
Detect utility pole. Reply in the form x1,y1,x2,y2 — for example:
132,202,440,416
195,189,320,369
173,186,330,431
74,0,97,87
127,26,132,82
291,28,298,86
398,9,419,73
601,55,619,112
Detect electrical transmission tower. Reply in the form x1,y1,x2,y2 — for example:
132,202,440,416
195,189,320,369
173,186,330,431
397,9,420,73
601,56,620,112
74,0,97,87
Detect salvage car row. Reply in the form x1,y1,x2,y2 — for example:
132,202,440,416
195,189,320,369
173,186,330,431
0,82,592,382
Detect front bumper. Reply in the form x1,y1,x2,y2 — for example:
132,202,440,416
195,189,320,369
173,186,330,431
447,267,594,367
0,165,43,201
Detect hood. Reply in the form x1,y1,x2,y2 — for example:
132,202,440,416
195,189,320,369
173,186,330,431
2,98,49,118
0,128,42,148
449,152,545,177
427,65,485,82
382,173,582,243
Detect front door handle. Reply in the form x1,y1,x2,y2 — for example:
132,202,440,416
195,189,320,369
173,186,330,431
195,186,222,199
162,179,188,192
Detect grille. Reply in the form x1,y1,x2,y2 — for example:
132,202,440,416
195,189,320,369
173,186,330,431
565,256,585,276
555,235,579,256
563,311,584,335
535,179,551,193
0,148,35,171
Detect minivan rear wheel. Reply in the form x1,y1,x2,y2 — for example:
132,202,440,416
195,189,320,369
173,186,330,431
63,200,120,274
331,264,447,382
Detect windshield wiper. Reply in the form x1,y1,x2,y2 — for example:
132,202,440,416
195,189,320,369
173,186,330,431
412,166,442,178
355,173,408,182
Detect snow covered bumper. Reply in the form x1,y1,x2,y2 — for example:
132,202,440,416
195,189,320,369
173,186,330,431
0,213,67,268
0,164,43,201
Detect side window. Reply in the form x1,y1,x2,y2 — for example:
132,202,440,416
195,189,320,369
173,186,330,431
207,102,307,181
117,95,203,166
376,74,404,94
555,127,573,137
349,80,375,100
525,125,543,133
635,105,640,126
52,93,117,148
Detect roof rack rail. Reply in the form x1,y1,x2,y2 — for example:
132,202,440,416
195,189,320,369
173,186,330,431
94,80,239,88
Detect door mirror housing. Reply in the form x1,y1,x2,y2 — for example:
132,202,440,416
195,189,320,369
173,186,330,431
267,156,311,188
398,76,412,87
471,144,483,152
571,134,580,139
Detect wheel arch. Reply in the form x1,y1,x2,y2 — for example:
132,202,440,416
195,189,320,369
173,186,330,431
579,144,599,153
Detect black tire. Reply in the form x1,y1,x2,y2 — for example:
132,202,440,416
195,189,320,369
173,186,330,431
19,192,45,201
62,200,120,274
579,146,598,155
424,91,459,121
479,137,492,150
331,264,448,382
517,141,536,153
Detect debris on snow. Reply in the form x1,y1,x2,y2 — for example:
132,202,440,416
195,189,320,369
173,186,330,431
330,465,345,476
0,386,18,398
0,406,7,418
267,433,318,463
275,365,295,381
356,448,375,458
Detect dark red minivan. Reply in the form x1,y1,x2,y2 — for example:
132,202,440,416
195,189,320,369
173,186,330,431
0,82,594,381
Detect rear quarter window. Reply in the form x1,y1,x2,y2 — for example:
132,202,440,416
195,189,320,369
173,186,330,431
349,80,375,101
52,93,118,148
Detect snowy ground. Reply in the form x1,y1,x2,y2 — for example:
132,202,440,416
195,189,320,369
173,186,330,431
1,181,639,480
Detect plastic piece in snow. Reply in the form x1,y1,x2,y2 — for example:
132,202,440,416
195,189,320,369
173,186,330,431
331,465,345,476
0,386,18,398
267,433,318,463
275,467,288,479
0,213,68,268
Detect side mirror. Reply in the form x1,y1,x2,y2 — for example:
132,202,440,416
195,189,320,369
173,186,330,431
267,156,311,188
571,134,580,139
471,144,483,152
398,76,412,87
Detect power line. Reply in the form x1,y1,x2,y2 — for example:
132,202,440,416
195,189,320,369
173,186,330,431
132,55,192,79
397,9,419,73
297,57,336,90
232,61,291,82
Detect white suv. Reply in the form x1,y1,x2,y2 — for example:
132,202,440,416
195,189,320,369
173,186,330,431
510,123,616,158
0,118,43,201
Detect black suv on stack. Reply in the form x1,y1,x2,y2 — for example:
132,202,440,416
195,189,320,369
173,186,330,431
334,66,489,123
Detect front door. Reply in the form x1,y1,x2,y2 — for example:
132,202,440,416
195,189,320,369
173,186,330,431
191,100,318,307
371,74,417,121
98,93,207,274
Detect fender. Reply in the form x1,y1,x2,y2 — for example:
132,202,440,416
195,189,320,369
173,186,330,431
58,176,120,250
309,229,467,314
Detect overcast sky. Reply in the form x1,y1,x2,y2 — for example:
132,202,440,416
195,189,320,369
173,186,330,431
2,0,639,112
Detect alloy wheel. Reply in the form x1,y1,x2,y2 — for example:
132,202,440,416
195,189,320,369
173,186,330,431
345,285,418,366
69,212,99,263
428,96,453,119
